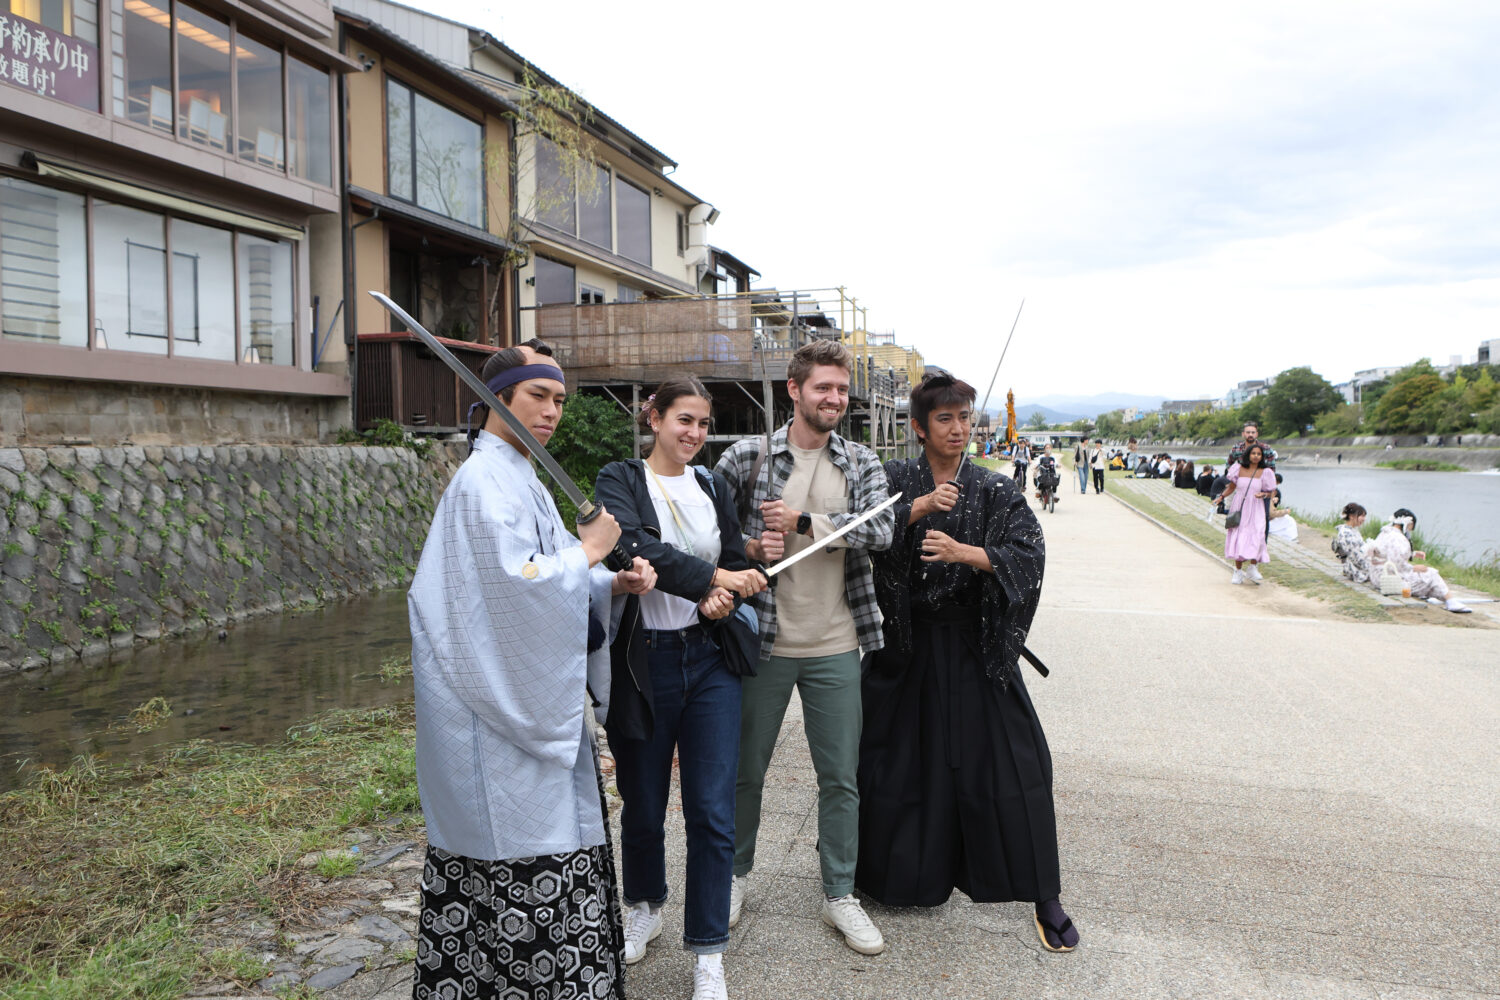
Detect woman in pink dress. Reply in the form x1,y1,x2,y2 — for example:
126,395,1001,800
1217,443,1276,585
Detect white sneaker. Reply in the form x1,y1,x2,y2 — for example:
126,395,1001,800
728,875,745,928
1445,598,1473,614
623,901,661,965
693,953,729,1000
1245,564,1263,584
821,894,885,955
1230,569,1245,585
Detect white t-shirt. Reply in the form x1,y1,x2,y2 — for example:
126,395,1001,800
641,467,722,630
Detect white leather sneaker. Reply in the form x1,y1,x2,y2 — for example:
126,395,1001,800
821,894,885,955
623,901,661,965
728,875,745,928
692,953,729,1000
1230,569,1245,585
1245,564,1263,584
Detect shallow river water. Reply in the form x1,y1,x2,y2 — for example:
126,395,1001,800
1276,467,1500,564
1130,456,1500,564
0,590,414,792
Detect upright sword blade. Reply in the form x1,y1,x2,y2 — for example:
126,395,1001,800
964,297,1025,465
367,292,631,571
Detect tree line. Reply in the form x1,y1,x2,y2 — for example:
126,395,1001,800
1072,360,1500,442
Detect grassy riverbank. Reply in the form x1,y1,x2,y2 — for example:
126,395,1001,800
1375,459,1467,472
1105,481,1395,623
1288,510,1500,599
0,700,420,998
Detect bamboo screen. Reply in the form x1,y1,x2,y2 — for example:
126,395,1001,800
535,298,756,382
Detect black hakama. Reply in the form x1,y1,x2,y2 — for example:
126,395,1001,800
855,456,1060,907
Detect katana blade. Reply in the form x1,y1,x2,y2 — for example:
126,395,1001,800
965,297,1025,460
764,493,901,577
367,292,630,570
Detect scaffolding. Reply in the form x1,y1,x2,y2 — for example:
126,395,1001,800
525,286,920,462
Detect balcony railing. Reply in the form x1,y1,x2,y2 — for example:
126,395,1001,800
528,291,915,404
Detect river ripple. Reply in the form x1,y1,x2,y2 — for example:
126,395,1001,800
1,590,414,792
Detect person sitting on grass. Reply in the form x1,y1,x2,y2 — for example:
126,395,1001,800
1367,508,1471,614
1330,502,1373,584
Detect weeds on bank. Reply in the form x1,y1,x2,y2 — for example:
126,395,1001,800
1375,459,1467,472
0,702,420,998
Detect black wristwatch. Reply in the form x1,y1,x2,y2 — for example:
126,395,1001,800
796,512,812,536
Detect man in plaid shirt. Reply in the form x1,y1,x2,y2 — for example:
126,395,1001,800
715,339,894,956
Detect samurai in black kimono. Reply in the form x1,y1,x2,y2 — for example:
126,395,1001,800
856,373,1080,952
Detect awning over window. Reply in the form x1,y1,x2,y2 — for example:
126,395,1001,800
25,154,305,242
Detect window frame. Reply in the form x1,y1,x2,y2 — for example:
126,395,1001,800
99,0,336,189
383,72,487,229
0,170,301,369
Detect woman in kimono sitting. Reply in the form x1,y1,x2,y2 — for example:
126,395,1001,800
1331,502,1372,583
856,373,1080,953
1368,507,1471,613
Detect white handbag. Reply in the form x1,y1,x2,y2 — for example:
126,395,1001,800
1378,561,1405,597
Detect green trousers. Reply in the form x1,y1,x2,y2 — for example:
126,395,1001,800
733,649,862,897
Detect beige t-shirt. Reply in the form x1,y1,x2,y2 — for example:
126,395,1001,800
773,442,858,658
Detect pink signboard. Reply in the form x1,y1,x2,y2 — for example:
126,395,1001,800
0,13,99,113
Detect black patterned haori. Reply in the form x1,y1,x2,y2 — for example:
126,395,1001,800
414,840,625,1000
856,454,1061,907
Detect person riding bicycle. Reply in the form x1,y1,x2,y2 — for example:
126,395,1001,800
1012,440,1031,483
1033,445,1061,503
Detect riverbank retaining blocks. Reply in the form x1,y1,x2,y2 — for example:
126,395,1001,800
0,443,466,673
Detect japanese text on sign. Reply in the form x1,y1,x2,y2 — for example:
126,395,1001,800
0,14,99,112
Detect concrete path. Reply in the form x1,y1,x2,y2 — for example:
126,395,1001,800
621,483,1500,999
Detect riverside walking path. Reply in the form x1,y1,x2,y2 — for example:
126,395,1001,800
231,481,1498,1000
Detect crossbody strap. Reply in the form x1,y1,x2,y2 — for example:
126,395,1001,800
645,462,694,551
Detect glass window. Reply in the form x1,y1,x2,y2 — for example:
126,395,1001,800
169,219,233,360
413,91,482,227
616,175,650,266
237,234,292,365
533,256,573,306
116,0,170,129
0,177,88,347
535,136,574,234
94,200,167,355
578,163,610,250
386,78,411,201
236,33,283,170
174,4,231,151
287,55,331,186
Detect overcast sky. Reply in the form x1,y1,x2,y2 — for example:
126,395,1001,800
427,0,1500,401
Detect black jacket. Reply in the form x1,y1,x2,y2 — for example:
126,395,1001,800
594,459,752,742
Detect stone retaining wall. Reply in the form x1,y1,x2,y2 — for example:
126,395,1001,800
0,443,466,673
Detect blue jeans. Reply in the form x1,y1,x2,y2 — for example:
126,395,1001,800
614,625,741,954
1077,465,1089,493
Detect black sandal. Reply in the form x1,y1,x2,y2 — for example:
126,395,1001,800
1033,905,1079,953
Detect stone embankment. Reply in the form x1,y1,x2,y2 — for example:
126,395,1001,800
0,442,466,673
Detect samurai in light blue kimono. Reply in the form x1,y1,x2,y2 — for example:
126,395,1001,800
407,342,655,1000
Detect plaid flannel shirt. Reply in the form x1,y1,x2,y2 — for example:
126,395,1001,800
1227,442,1278,469
715,424,894,658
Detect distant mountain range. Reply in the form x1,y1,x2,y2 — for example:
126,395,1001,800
979,393,1168,427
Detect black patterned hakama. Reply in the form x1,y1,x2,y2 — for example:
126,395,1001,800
413,841,625,1000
